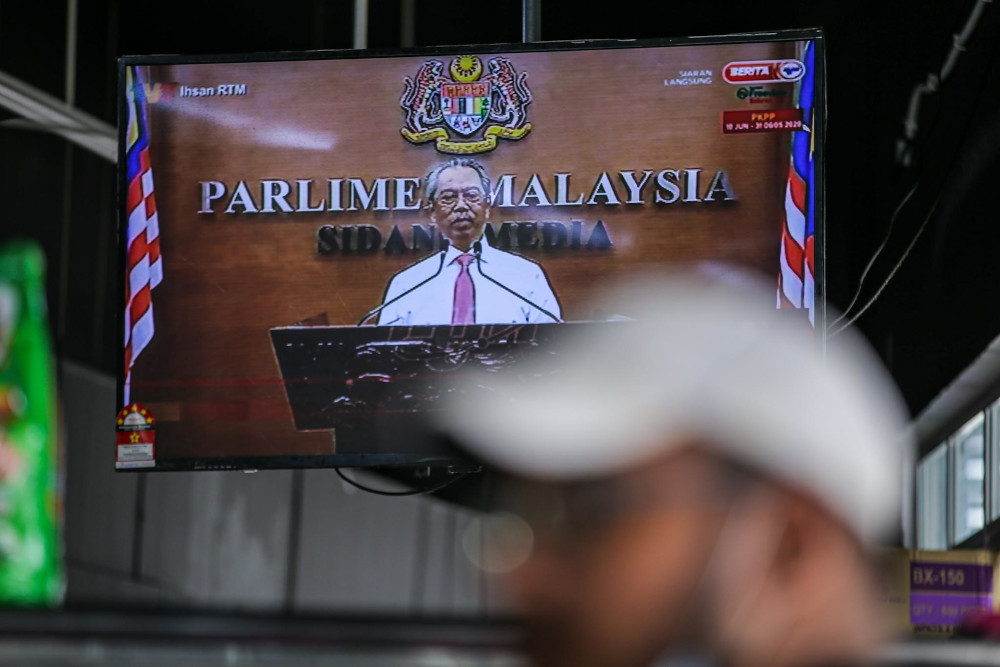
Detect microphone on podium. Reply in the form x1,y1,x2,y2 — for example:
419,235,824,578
473,241,563,323
357,251,448,326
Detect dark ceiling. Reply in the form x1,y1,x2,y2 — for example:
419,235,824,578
1,0,998,417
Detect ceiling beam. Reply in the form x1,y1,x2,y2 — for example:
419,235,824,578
0,69,116,164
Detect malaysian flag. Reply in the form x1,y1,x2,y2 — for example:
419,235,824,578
123,66,162,405
777,41,816,325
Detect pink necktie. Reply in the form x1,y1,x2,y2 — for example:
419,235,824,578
452,254,475,325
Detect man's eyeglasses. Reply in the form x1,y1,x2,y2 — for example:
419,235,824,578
435,188,486,208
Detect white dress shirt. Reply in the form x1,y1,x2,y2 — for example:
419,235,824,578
376,237,561,326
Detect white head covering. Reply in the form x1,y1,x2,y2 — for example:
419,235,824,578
437,270,911,544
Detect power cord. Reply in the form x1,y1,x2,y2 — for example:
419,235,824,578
827,183,918,331
827,195,940,337
334,467,469,496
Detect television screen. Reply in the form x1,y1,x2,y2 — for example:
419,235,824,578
117,30,824,471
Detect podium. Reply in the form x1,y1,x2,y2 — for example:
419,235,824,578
269,322,568,464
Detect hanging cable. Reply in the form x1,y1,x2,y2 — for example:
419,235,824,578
827,196,940,337
827,184,919,330
334,467,469,497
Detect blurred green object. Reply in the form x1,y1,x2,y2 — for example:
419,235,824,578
0,239,64,605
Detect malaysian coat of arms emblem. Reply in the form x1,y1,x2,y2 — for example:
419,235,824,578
400,55,533,154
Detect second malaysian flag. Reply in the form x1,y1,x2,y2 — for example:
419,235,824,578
777,41,816,325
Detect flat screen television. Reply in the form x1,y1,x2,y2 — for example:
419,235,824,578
117,29,824,473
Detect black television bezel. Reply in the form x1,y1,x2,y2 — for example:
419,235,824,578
116,28,826,473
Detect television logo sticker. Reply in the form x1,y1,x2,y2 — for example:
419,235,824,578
139,82,178,104
115,403,155,469
736,86,789,104
400,55,532,154
722,60,806,85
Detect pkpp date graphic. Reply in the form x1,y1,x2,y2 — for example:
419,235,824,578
722,109,804,135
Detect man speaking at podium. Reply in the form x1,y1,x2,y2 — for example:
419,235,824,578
374,158,561,326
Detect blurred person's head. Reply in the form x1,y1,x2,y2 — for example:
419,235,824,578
440,269,910,667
